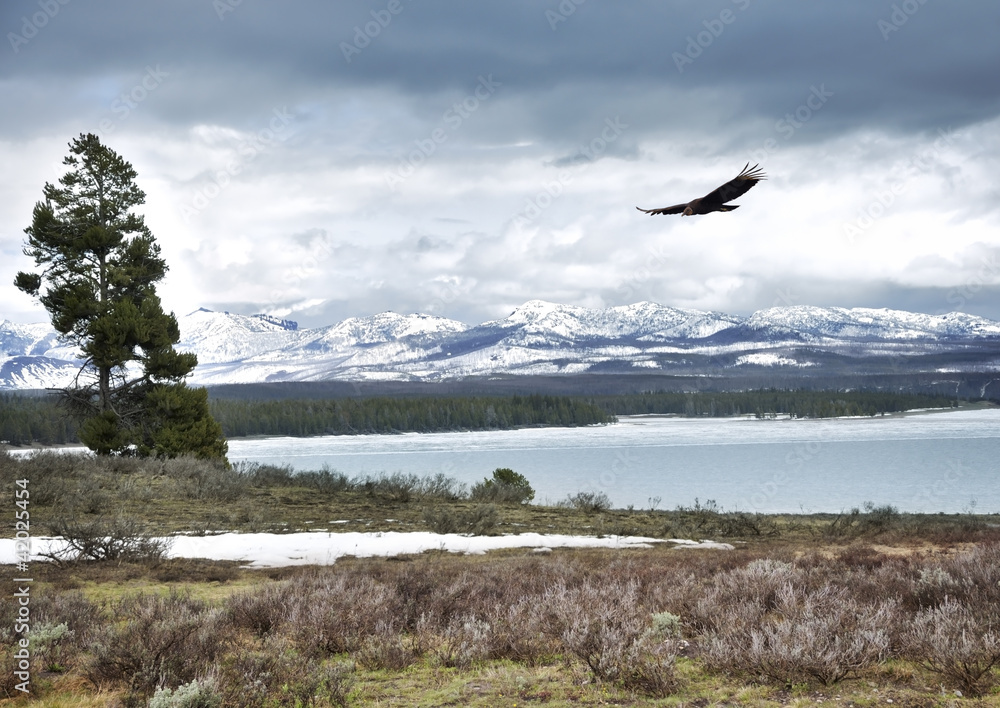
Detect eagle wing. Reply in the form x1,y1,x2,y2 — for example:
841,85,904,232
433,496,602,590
698,162,766,208
635,203,688,215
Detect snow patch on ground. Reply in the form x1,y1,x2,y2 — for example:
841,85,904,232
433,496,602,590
3,531,733,568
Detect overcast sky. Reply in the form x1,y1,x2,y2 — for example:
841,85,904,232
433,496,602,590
2,1,999,329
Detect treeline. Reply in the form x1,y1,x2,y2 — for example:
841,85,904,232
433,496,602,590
208,394,613,437
0,393,79,445
0,389,965,445
590,389,958,419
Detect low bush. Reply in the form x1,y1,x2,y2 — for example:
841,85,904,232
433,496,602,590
43,513,171,564
471,467,535,505
903,598,1000,696
689,558,800,634
561,490,612,513
825,502,902,538
216,650,353,708
484,597,557,664
621,625,683,697
429,614,493,668
540,579,682,694
361,471,467,503
236,460,296,487
162,455,246,502
286,572,403,656
703,584,895,685
354,620,417,670
423,503,500,535
86,591,230,703
295,466,352,493
33,589,102,664
225,583,289,638
148,677,223,708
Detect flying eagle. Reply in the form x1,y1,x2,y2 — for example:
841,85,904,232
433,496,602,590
636,163,766,216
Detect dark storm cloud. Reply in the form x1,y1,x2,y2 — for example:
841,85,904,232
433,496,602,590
5,1,999,140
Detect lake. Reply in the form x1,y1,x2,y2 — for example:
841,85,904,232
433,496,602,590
228,407,1000,514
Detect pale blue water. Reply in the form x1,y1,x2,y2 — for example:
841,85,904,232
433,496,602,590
226,408,1000,514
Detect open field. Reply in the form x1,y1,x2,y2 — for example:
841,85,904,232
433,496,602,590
4,540,1000,706
3,450,1000,706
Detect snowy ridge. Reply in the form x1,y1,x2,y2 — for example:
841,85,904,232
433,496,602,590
747,306,1000,340
2,301,999,389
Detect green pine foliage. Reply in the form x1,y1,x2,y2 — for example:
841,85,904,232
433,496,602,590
13,134,227,461
140,385,229,460
471,467,536,504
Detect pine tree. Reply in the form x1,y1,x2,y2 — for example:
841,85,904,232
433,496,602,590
14,133,227,461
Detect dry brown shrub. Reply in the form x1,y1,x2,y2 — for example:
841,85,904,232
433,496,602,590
702,582,894,685
620,630,683,697
354,620,417,670
285,571,403,656
540,579,642,680
217,646,354,708
225,582,289,638
30,590,103,670
903,598,1000,696
85,590,231,702
416,569,498,626
484,597,558,664
426,614,493,668
688,558,802,634
537,578,683,695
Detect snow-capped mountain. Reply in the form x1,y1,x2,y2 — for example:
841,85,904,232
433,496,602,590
2,301,999,390
746,306,1000,341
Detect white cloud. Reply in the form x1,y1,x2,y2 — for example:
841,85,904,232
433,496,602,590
2,2,999,328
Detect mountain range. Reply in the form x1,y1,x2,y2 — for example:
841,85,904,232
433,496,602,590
2,301,999,391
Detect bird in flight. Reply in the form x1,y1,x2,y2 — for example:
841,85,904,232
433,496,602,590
636,163,766,216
